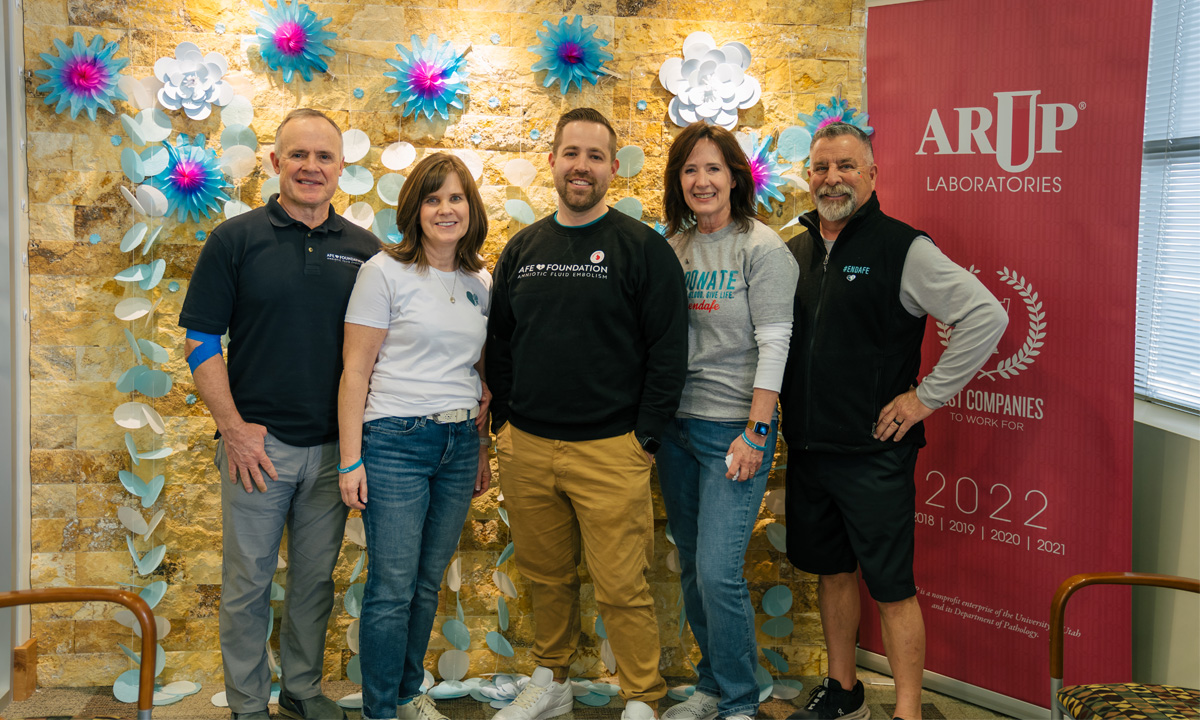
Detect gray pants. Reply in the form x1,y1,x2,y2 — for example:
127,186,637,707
217,432,349,714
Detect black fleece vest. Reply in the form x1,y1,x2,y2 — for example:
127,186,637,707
780,193,928,454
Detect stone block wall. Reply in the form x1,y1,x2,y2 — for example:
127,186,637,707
22,0,864,688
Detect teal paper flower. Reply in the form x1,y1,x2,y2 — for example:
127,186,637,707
740,131,787,212
252,0,336,83
384,34,469,120
528,15,612,94
798,96,873,137
148,134,232,223
35,32,129,121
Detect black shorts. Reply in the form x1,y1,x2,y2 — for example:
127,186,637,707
784,444,919,602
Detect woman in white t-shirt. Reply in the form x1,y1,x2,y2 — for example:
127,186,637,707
337,153,492,720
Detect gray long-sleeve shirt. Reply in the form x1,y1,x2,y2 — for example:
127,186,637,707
822,235,1009,408
674,219,800,420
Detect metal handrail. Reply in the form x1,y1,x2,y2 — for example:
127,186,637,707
0,587,157,720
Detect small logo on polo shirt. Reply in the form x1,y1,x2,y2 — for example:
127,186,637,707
590,250,605,264
466,291,479,306
326,252,364,267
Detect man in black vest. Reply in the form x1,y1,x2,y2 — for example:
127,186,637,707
781,123,1007,720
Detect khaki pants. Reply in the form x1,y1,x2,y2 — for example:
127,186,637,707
496,423,666,706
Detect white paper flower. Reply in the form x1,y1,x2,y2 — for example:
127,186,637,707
154,42,234,121
658,32,761,130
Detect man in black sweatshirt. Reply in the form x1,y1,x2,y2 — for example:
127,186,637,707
487,108,687,720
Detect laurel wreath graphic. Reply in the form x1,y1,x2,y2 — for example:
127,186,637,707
936,266,1044,381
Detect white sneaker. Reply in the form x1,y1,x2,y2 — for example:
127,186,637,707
492,667,574,720
622,699,657,719
662,690,719,720
397,694,448,720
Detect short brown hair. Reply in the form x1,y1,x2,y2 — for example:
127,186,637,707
275,108,343,149
551,107,617,158
384,153,487,273
663,122,758,238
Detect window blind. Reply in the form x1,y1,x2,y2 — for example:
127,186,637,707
1137,0,1200,413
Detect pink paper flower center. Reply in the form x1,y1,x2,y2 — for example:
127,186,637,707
556,41,584,65
410,61,445,98
171,160,206,192
750,158,768,190
63,57,108,95
273,22,309,56
816,116,845,130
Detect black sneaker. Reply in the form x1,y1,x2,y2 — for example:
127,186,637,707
277,691,346,720
788,677,870,719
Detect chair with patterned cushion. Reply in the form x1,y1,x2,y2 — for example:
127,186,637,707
1050,572,1199,720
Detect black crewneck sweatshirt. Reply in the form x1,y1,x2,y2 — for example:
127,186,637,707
487,209,688,441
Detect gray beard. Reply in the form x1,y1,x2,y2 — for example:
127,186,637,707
815,194,857,222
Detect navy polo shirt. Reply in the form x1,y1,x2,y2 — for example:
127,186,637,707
180,195,381,446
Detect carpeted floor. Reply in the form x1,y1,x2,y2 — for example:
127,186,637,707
1,670,1015,719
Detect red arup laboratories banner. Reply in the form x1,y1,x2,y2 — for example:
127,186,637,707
862,0,1151,708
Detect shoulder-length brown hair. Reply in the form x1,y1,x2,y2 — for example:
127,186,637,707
663,122,758,238
384,152,487,273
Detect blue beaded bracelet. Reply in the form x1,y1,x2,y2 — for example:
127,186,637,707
740,431,767,452
337,458,363,474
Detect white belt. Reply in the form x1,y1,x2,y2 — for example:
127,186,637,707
428,406,479,424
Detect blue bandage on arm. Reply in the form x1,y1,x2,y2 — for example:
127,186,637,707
185,329,224,373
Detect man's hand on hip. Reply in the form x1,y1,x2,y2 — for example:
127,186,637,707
222,421,278,492
875,388,934,442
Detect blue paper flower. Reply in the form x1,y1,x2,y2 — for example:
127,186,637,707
148,134,232,223
252,0,336,83
741,131,787,212
528,15,612,94
34,32,129,121
797,96,873,137
384,34,469,120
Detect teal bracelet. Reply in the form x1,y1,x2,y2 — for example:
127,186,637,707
337,458,363,474
740,431,767,452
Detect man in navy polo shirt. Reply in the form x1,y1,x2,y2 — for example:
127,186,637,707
181,108,380,720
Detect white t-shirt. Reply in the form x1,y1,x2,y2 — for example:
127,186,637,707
345,252,492,422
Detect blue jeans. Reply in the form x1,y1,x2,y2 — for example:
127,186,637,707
656,417,777,718
359,416,479,720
